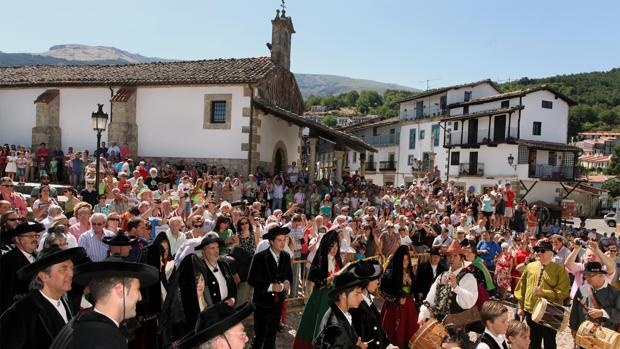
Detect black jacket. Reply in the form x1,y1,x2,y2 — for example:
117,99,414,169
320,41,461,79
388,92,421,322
414,261,446,301
50,308,127,349
570,283,620,332
248,248,293,309
314,303,361,349
0,290,72,349
0,247,32,311
350,295,390,349
200,257,237,304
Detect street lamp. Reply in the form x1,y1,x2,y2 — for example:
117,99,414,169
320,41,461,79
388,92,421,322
91,104,108,193
507,154,517,171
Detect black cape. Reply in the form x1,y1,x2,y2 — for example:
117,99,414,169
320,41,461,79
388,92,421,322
314,303,361,349
350,295,391,349
0,290,72,349
0,247,31,311
50,308,127,349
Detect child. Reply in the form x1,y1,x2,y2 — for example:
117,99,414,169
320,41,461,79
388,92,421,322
354,241,366,261
506,320,530,349
15,152,28,185
37,156,48,180
49,156,58,183
475,300,509,349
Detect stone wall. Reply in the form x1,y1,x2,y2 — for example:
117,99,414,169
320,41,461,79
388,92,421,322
142,156,249,176
32,89,62,149
108,87,138,158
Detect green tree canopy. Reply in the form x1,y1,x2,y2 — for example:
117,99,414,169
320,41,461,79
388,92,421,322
323,114,337,127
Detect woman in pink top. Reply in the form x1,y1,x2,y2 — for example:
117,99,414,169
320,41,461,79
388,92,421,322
565,240,616,297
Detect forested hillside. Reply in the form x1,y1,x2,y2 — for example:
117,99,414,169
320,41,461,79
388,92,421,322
500,68,620,137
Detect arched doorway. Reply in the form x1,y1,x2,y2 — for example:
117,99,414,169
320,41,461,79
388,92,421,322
272,141,288,175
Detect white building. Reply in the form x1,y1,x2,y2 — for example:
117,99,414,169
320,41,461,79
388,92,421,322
443,85,581,203
0,10,374,179
396,80,501,185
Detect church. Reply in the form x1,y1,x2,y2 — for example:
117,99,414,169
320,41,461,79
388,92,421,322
0,9,374,178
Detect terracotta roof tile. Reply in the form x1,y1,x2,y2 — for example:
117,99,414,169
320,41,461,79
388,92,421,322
111,87,136,102
33,89,59,104
396,79,501,104
0,57,277,88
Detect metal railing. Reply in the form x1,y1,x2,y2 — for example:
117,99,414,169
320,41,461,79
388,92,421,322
379,161,397,171
446,127,519,146
458,163,485,176
361,133,400,146
532,164,580,181
365,162,377,171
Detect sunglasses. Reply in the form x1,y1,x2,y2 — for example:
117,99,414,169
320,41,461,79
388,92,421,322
1,184,14,187
7,218,19,221
193,224,203,228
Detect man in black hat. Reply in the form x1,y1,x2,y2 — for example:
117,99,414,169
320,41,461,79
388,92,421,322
569,261,620,334
195,232,237,306
413,247,446,301
248,224,293,349
103,232,136,260
0,245,86,349
314,269,367,349
0,221,44,311
174,302,255,349
349,258,395,349
50,256,159,349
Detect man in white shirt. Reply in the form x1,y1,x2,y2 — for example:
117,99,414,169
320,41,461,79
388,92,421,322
287,161,299,184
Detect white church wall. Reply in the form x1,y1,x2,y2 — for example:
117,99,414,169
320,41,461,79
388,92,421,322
0,88,46,146
258,113,301,165
136,85,250,159
59,88,111,152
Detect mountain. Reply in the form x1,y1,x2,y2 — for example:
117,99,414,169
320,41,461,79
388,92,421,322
0,44,416,97
295,73,417,98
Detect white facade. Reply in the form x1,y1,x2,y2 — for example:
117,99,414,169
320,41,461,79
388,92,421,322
398,119,446,185
257,113,302,165
0,88,46,146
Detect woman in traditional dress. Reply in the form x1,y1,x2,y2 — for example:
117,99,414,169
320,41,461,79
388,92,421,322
292,229,342,349
379,244,419,348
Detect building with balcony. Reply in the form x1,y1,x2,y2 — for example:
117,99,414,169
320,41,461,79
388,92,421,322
442,85,582,203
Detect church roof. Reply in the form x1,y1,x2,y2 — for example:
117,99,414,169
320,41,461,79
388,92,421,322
0,57,277,88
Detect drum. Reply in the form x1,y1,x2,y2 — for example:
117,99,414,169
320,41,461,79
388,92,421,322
408,319,448,349
576,321,620,349
531,298,569,332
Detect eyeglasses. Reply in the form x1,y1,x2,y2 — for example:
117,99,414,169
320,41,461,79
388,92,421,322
108,218,120,222
92,222,105,226
226,332,248,340
1,184,14,187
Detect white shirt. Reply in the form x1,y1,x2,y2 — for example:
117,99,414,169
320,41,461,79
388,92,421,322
39,291,69,323
475,329,509,349
94,307,119,327
19,248,36,263
206,259,228,300
166,229,187,256
419,265,478,321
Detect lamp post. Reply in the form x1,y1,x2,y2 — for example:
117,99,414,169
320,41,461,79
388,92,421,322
91,104,109,194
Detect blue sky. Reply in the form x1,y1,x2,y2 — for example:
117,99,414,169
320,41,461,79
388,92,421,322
2,0,619,90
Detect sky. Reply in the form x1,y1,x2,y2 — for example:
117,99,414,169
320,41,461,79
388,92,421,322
1,0,619,90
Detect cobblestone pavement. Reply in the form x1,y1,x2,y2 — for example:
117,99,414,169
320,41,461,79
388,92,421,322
243,300,577,349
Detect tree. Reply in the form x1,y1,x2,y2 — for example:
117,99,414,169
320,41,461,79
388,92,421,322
356,90,383,114
321,96,342,110
323,114,337,127
602,179,620,198
606,144,620,175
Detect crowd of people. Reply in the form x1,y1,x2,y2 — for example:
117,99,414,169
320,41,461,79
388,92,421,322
1,141,620,349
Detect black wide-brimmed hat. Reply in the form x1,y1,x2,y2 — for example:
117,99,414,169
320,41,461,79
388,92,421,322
2,221,45,240
262,224,290,241
351,258,382,281
102,233,136,246
584,261,607,275
328,269,365,297
175,302,255,349
73,255,159,287
17,245,87,281
194,232,224,251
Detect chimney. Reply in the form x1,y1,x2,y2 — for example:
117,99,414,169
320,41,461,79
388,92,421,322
270,9,295,71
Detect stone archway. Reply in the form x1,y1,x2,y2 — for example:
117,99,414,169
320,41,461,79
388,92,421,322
272,141,288,175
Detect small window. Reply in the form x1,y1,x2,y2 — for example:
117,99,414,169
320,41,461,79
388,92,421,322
373,127,378,136
409,129,416,149
451,152,460,165
533,122,542,136
549,151,557,166
464,91,472,102
408,155,415,166
463,106,469,114
420,130,425,139
211,101,227,123
390,128,395,134
416,101,424,118
453,122,459,131
501,100,510,108
542,100,553,109
353,152,357,163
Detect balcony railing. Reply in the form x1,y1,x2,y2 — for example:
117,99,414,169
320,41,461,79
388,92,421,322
446,127,518,146
458,163,484,176
361,133,400,146
532,164,581,181
411,160,432,173
400,107,448,120
365,162,377,172
379,161,397,171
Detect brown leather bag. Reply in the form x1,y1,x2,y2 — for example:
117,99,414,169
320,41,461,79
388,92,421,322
443,306,482,328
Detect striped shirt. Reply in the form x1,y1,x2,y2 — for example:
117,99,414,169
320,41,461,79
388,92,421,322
78,229,114,262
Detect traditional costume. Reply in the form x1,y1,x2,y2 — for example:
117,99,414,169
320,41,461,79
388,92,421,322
0,221,45,311
349,258,394,349
248,225,293,349
293,229,342,349
380,245,420,348
569,261,620,333
0,245,86,349
49,256,159,349
194,234,237,304
314,270,365,348
413,248,446,301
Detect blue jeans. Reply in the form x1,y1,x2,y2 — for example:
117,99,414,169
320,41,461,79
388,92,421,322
272,197,283,211
73,171,84,190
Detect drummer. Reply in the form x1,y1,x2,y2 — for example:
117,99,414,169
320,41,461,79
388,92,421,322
569,261,620,337
514,239,569,349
